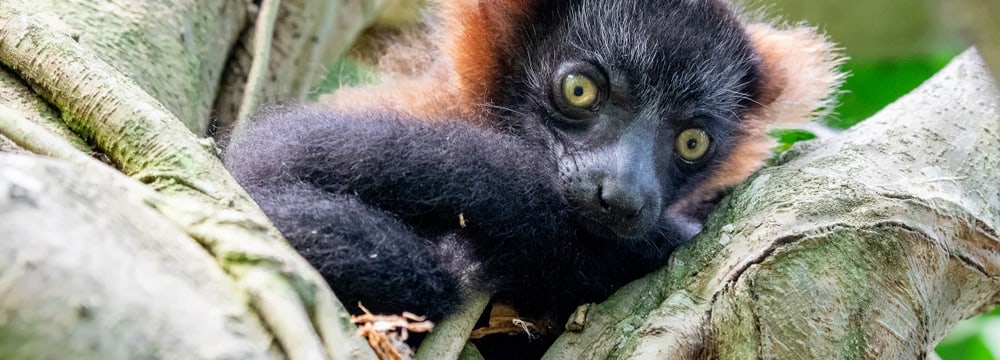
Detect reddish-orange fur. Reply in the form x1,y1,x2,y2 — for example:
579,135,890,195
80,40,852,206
701,23,844,191
442,1,531,120
321,1,538,124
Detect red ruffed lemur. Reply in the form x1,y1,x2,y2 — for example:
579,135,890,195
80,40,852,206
224,0,841,356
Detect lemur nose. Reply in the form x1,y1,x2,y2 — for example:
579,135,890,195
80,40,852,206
598,181,645,219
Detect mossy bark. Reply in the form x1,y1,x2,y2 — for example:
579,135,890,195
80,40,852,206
3,0,248,133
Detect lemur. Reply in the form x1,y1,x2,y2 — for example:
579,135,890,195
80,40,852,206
224,0,841,355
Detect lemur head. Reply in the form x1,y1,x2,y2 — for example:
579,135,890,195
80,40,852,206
441,0,842,249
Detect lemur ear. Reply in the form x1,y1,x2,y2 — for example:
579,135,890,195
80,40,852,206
439,0,538,112
319,0,538,121
745,23,845,127
703,24,844,190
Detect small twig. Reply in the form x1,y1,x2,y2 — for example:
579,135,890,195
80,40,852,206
352,304,434,359
414,289,491,360
234,0,282,136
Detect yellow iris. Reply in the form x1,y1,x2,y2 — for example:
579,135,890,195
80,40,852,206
562,74,598,108
676,129,710,161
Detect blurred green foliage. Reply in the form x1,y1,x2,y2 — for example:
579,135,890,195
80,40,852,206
830,51,959,129
769,128,817,154
937,307,1000,359
771,53,958,155
311,58,378,99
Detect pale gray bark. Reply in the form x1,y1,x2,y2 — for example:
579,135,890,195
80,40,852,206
0,1,392,359
0,154,277,359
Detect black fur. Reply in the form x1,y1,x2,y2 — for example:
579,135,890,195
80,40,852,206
224,0,764,356
225,106,578,319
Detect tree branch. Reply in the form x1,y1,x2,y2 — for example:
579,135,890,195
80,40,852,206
1,0,249,132
415,289,492,360
235,0,282,129
0,154,280,359
213,0,394,135
0,5,375,359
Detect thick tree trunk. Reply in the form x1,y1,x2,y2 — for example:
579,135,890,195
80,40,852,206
0,1,392,359
0,154,278,359
0,1,998,359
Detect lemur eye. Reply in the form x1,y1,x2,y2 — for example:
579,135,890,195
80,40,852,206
562,74,598,108
551,62,607,119
676,128,711,162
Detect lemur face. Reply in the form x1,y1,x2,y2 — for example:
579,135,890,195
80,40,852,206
497,0,762,246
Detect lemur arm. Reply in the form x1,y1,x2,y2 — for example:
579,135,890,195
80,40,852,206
222,105,573,318
225,105,571,240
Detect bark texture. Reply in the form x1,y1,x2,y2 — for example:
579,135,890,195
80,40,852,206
0,1,392,359
212,0,392,135
543,49,1000,359
3,0,248,132
0,155,277,359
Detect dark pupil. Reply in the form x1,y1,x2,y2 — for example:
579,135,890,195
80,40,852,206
687,138,698,150
573,86,584,97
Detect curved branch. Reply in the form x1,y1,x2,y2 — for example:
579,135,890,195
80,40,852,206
1,0,249,132
213,0,393,135
235,0,282,129
0,154,278,359
415,289,492,360
0,5,375,359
